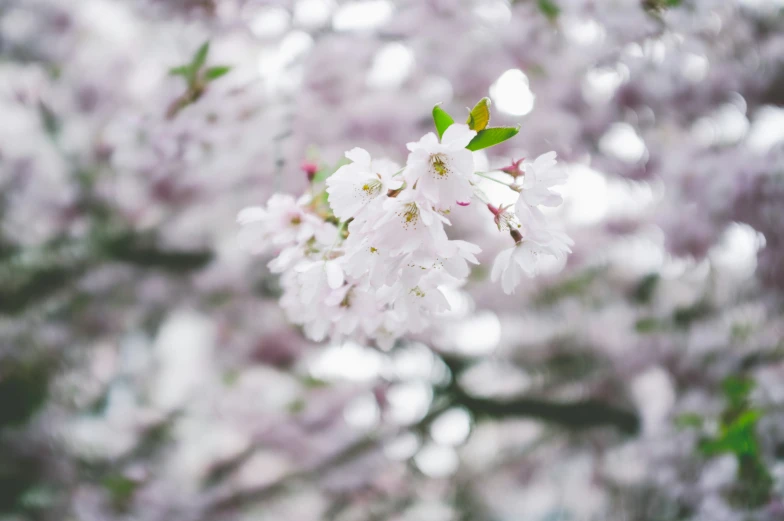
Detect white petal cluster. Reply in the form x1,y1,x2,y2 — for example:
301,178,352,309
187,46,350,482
240,126,572,344
491,152,574,294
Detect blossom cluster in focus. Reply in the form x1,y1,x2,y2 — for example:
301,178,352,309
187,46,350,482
239,101,573,345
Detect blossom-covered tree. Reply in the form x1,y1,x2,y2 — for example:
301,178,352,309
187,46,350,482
1,1,783,520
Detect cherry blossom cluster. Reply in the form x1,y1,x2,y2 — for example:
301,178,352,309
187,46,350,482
239,101,573,345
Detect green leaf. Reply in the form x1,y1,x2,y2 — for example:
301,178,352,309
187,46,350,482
38,102,60,138
432,104,455,139
700,409,762,457
312,170,331,184
632,273,659,304
466,97,491,131
102,474,139,511
643,0,682,11
672,301,710,328
192,41,210,72
205,66,231,81
537,0,560,21
634,317,662,333
674,413,704,429
169,65,191,77
0,360,50,428
466,126,520,151
722,376,755,407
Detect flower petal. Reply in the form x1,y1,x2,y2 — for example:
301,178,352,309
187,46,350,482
344,147,372,166
442,123,477,149
326,261,345,289
491,247,513,282
237,206,267,224
406,132,439,152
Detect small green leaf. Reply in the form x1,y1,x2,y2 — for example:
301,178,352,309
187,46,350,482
675,413,704,429
632,273,659,304
537,0,560,21
302,375,329,388
288,398,306,413
672,301,710,328
432,104,455,140
38,102,60,138
466,126,520,151
466,97,491,131
312,170,331,184
102,474,139,511
169,66,191,77
205,66,231,81
643,0,682,11
192,41,210,72
722,376,755,407
634,317,661,333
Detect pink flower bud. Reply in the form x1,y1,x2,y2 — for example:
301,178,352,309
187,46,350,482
500,158,525,178
301,161,319,181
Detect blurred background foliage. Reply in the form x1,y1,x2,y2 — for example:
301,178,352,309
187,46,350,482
1,0,784,520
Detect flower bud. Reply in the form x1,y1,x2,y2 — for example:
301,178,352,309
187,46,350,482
301,161,319,182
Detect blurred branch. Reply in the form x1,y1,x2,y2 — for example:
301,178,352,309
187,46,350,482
452,388,640,434
95,230,212,272
439,354,640,434
0,230,212,316
0,264,86,315
200,435,379,517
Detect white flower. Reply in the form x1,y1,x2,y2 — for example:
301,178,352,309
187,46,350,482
387,272,452,332
342,235,394,288
491,229,574,295
326,147,402,222
518,151,568,208
238,194,338,254
490,242,537,295
369,192,452,257
294,258,345,304
514,202,566,245
398,240,481,287
267,245,303,274
440,240,482,279
324,282,385,337
404,124,476,207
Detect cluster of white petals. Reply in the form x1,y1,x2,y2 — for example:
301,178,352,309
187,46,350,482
240,122,571,344
491,152,574,294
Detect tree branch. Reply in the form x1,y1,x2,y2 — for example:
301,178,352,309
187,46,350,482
439,353,640,434
453,389,640,434
200,436,379,517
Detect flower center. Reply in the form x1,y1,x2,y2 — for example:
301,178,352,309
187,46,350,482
409,286,426,298
360,179,383,197
400,202,420,228
340,288,353,308
430,154,449,177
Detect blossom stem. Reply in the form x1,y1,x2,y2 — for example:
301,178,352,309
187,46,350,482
324,220,347,259
474,171,515,188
